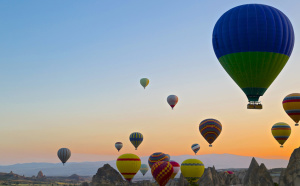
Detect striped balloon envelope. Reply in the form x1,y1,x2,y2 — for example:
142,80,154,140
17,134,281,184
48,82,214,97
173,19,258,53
148,152,170,168
116,153,141,182
129,132,143,150
212,4,294,108
283,93,300,126
57,148,71,165
199,119,222,147
181,159,205,185
140,164,149,176
271,122,291,148
170,160,180,179
191,144,200,155
151,161,173,186
115,142,123,152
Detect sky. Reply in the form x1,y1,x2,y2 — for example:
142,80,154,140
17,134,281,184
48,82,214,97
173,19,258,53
0,0,300,165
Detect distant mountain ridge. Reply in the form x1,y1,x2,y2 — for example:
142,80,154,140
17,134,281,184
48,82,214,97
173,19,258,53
0,153,288,177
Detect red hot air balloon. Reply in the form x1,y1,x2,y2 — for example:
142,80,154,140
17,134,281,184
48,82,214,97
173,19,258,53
151,161,173,186
170,160,180,179
167,95,178,109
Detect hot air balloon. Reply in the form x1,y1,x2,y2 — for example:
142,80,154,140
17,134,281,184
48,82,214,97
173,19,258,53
115,142,123,152
116,153,141,182
151,161,173,186
57,148,71,165
148,152,170,168
181,159,205,185
199,119,222,147
166,154,170,160
271,122,291,148
167,95,178,109
170,160,180,179
224,171,234,175
283,93,300,126
191,144,200,155
129,132,143,150
212,4,295,109
140,78,149,89
140,164,149,176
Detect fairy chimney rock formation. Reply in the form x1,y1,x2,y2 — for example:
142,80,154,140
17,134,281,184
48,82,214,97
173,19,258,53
279,147,300,186
243,157,273,186
91,164,126,186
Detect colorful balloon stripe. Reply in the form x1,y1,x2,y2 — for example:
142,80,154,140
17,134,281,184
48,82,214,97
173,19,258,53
199,119,222,146
148,152,170,168
129,132,143,150
271,122,291,147
283,93,300,125
151,161,173,186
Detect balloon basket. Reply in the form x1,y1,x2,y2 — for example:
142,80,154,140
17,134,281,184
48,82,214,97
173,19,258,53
280,145,283,148
247,102,262,109
209,145,212,147
295,123,299,126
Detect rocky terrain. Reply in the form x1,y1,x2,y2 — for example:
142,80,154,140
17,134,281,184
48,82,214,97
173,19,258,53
89,156,284,186
2,147,300,185
0,170,90,185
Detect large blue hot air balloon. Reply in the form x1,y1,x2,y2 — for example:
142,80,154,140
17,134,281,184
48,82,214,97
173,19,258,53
212,4,294,109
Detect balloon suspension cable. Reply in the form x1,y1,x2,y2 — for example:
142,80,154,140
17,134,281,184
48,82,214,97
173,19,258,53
63,163,65,166
135,148,137,150
295,123,299,126
280,145,283,148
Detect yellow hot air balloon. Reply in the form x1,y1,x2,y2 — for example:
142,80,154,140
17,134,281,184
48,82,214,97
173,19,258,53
271,122,291,148
140,78,149,89
283,93,300,126
181,159,205,185
116,153,141,182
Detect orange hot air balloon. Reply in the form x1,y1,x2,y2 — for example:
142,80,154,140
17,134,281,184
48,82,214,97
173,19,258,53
116,153,141,182
151,161,173,186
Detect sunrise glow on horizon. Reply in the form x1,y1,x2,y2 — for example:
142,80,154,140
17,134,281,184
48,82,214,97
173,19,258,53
1,0,300,165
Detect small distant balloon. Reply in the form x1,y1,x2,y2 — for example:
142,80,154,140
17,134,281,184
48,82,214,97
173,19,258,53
115,142,123,152
167,95,178,109
140,164,149,176
129,132,143,150
140,78,150,89
116,153,141,182
170,160,180,179
224,171,234,175
271,122,291,148
199,119,222,147
191,144,200,155
57,148,71,165
151,161,173,186
283,93,300,126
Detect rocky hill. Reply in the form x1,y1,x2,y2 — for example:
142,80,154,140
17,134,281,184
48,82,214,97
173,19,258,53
91,164,126,186
279,147,300,186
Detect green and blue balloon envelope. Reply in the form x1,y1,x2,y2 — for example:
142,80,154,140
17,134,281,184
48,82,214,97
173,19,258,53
212,4,294,106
